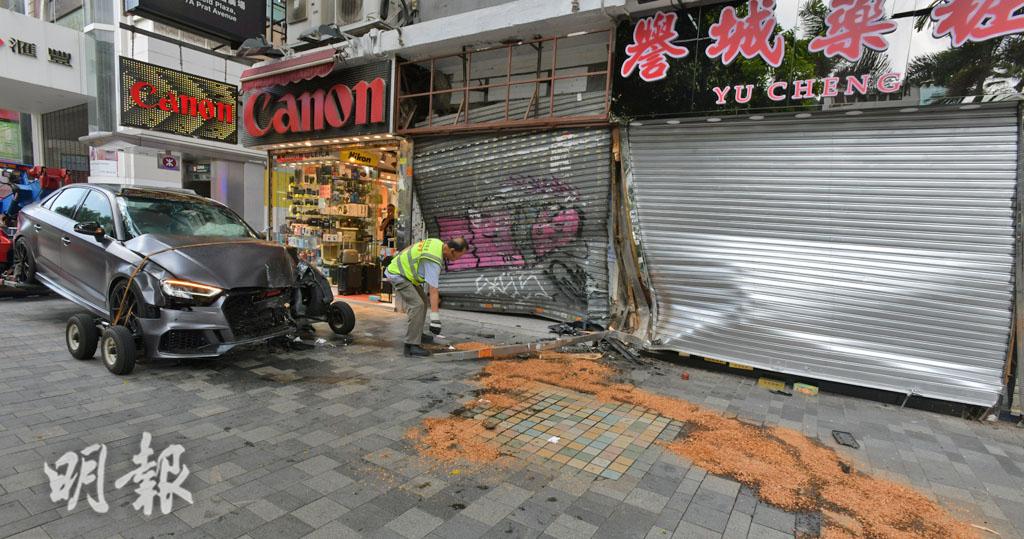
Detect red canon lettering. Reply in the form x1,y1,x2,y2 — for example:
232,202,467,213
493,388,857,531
243,77,386,138
130,81,234,123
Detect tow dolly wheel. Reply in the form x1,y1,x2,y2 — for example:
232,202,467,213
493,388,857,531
101,325,137,375
327,300,355,335
66,314,99,360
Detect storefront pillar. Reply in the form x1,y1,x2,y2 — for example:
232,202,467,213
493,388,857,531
29,113,43,167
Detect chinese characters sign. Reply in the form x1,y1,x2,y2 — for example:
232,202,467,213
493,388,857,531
620,11,689,82
120,57,239,144
4,38,73,66
931,0,1024,46
705,0,785,67
613,0,1024,117
44,432,192,516
808,0,897,61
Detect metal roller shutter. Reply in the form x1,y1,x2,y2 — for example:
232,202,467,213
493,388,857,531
414,129,612,322
626,105,1019,406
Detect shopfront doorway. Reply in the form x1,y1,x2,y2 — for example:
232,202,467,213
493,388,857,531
269,137,402,301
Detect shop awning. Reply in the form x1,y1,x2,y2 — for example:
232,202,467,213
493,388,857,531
239,48,338,93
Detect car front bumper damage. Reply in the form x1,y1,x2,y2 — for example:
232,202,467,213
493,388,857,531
139,288,294,359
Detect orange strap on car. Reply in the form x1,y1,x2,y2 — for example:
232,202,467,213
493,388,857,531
112,240,253,326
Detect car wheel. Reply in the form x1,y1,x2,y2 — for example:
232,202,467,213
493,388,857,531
11,239,36,283
66,314,99,360
101,325,136,375
109,281,143,337
327,301,355,335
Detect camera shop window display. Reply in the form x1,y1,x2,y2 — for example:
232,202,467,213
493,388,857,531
271,148,399,301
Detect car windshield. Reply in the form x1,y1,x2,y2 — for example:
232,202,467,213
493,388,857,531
118,194,255,239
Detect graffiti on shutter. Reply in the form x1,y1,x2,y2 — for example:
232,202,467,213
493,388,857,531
414,129,611,322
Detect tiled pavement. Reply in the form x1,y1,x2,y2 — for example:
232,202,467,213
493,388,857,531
0,296,1022,538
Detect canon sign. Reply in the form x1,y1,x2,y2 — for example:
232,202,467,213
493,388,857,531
239,61,393,147
244,78,385,137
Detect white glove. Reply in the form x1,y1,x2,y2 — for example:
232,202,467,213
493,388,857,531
428,311,441,335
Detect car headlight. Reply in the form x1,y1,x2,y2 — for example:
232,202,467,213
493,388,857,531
161,279,222,307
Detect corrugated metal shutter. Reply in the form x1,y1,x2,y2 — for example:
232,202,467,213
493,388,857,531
626,105,1019,406
413,129,612,322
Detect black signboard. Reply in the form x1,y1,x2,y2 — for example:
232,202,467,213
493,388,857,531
124,0,267,47
120,57,239,144
612,0,1024,120
240,61,393,148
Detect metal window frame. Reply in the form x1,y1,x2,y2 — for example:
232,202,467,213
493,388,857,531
395,29,614,135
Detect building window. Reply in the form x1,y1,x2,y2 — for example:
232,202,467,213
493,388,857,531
396,29,613,134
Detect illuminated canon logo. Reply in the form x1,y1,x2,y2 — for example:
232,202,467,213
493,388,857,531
130,81,236,123
243,78,386,137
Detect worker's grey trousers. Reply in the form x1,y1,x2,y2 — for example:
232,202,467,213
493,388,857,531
394,280,428,345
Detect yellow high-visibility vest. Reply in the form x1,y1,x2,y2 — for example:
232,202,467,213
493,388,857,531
387,239,443,286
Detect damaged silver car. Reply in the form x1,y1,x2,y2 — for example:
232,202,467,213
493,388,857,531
10,184,322,373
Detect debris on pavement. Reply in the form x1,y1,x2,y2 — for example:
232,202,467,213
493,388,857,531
452,342,492,351
794,382,819,396
757,377,786,392
548,322,579,336
770,390,792,397
601,334,643,364
681,372,690,380
406,349,976,538
832,430,860,449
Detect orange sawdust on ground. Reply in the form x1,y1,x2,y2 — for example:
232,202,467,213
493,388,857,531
405,417,503,466
469,353,976,539
468,392,520,410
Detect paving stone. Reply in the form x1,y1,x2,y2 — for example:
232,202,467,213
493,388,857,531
690,487,736,515
510,500,563,531
462,497,516,527
386,507,443,539
301,519,362,539
245,499,287,523
490,517,543,539
292,497,346,529
683,502,730,533
723,511,751,539
545,513,600,539
425,513,492,539
746,522,793,539
671,520,722,539
624,488,670,514
591,504,657,539
751,504,795,534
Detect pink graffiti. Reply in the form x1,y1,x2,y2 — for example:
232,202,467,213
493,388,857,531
531,208,580,258
437,175,583,272
472,211,525,269
437,215,477,271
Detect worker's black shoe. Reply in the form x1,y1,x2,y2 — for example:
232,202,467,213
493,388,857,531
421,334,435,344
404,344,431,357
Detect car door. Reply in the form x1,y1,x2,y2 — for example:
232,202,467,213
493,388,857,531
35,187,87,280
63,189,116,310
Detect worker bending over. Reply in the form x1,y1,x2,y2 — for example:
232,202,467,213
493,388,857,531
385,237,470,357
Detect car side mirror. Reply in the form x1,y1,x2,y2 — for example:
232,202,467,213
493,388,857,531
74,221,105,241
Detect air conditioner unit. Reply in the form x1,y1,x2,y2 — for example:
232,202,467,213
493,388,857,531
319,0,392,36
